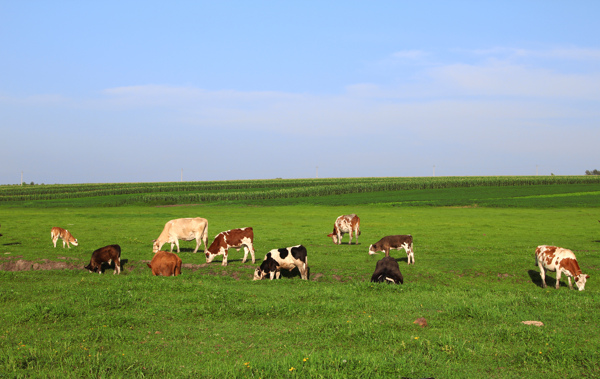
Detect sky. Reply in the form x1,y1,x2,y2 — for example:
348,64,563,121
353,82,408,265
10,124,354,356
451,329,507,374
1,1,599,184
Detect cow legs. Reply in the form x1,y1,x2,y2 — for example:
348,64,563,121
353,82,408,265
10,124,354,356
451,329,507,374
52,238,58,248
538,263,547,288
174,240,181,253
193,238,200,254
567,276,573,290
384,248,390,258
114,259,121,275
222,250,228,266
337,232,342,245
348,231,353,245
555,270,562,289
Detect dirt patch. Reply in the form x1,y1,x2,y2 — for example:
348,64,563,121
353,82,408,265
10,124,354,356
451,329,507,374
0,259,81,271
155,204,200,208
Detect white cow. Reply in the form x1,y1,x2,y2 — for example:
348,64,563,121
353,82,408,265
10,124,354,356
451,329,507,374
153,217,208,254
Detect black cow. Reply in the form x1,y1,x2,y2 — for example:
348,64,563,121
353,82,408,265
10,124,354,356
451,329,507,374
371,256,403,284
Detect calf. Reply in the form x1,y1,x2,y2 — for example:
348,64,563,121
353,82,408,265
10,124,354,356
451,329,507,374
205,227,255,266
368,235,414,264
51,226,78,248
147,250,182,277
327,214,361,245
84,244,121,275
535,245,589,291
253,245,308,280
371,256,404,284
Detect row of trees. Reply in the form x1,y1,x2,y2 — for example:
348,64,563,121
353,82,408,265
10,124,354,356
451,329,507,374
585,169,600,175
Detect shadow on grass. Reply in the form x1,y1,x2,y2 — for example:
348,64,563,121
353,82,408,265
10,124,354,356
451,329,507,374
99,258,128,274
2,242,21,246
528,269,569,289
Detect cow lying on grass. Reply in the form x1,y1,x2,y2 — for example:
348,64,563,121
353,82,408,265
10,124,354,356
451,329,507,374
253,245,308,280
535,245,589,291
84,244,121,274
371,256,403,284
368,235,414,264
148,250,182,276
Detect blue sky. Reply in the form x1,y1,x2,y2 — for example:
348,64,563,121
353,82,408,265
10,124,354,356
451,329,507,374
1,1,599,184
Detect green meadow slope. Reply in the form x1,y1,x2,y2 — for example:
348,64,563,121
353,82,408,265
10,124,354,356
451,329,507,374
0,177,599,378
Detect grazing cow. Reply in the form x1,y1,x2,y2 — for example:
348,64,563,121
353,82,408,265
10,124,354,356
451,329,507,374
84,244,121,275
535,245,590,291
51,227,78,248
368,235,414,264
327,214,361,245
153,217,208,254
147,250,182,277
253,245,308,280
371,256,404,284
205,227,255,266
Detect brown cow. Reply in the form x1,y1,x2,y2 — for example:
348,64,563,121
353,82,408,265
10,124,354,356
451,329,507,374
535,245,589,291
368,235,414,264
51,227,78,248
153,217,208,254
84,244,121,274
327,214,361,245
205,227,255,266
147,250,182,276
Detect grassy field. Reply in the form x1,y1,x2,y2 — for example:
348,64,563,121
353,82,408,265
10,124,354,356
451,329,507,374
1,177,599,378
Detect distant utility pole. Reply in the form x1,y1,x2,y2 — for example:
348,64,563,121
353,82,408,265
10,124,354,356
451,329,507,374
21,171,23,186
316,166,319,178
433,165,435,177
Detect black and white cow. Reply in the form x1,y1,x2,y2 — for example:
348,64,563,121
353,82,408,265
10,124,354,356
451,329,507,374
253,245,308,280
370,256,403,284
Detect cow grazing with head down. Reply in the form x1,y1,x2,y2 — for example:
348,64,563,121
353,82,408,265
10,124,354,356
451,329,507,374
371,256,404,284
84,244,121,274
153,217,208,254
51,227,78,248
368,235,414,264
205,227,255,266
147,250,182,276
253,245,308,280
327,214,361,245
535,245,589,291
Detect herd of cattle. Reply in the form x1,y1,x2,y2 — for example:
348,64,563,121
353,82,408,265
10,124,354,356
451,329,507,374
44,213,590,290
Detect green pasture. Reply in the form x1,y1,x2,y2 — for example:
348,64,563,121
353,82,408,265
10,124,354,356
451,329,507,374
1,178,599,378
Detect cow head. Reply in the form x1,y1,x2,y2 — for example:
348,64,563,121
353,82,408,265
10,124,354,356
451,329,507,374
152,240,161,253
368,244,378,255
84,263,98,273
205,251,216,263
253,267,266,281
575,274,590,291
327,233,339,244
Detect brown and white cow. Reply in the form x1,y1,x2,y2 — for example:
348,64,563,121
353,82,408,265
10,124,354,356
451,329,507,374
371,256,404,284
205,227,255,266
535,245,590,291
253,245,308,280
51,227,78,248
327,214,361,245
84,244,121,274
368,235,414,264
147,250,182,277
153,217,208,254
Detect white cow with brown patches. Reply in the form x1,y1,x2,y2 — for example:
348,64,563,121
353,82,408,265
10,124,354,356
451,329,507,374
535,245,590,291
327,214,361,245
205,227,255,266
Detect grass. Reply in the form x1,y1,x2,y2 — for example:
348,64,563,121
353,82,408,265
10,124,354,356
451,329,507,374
1,178,600,377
